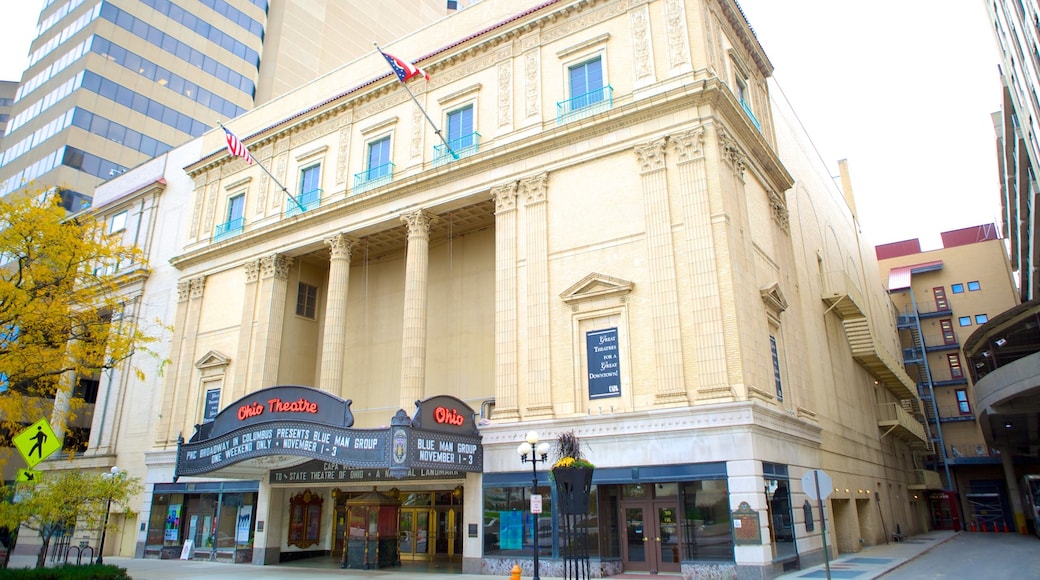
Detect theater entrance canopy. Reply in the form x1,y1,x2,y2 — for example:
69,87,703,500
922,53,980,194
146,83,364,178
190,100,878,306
175,386,483,481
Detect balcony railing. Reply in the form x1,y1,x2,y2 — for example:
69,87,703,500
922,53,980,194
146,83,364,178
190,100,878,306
213,217,244,242
433,132,480,166
353,162,394,194
877,401,928,444
285,189,322,218
556,85,614,124
907,469,943,490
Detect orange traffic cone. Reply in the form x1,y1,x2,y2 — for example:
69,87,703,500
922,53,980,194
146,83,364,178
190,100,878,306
1003,521,1009,533
970,521,976,532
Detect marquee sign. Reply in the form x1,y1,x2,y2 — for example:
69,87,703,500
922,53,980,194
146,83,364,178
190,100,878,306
176,387,482,479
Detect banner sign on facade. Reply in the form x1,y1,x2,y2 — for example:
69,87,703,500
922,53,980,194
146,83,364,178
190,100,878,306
176,386,482,479
586,328,621,399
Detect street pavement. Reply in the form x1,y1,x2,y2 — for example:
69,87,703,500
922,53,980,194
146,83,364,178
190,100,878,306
4,529,1017,579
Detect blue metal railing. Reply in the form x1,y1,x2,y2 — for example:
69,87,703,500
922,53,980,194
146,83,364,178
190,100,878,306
285,188,322,217
556,85,614,124
213,217,244,241
434,132,480,165
353,162,394,194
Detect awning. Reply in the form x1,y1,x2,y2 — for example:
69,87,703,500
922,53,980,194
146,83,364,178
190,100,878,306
888,260,943,292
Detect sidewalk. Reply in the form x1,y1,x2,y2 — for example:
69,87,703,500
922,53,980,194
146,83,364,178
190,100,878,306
5,531,957,580
775,530,958,579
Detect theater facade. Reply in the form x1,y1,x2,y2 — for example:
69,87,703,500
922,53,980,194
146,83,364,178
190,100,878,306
138,1,929,578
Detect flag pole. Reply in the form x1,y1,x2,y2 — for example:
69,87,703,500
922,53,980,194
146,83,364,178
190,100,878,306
374,43,458,160
217,121,306,212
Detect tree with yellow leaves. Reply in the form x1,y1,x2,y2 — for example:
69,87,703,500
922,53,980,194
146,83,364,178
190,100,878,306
0,188,163,462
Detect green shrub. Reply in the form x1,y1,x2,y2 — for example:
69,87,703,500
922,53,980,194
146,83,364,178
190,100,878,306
0,564,131,579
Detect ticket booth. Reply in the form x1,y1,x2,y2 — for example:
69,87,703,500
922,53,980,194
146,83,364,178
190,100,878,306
343,488,401,569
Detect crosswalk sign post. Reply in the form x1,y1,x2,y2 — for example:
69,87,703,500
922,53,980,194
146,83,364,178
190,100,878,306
16,468,41,482
12,418,61,468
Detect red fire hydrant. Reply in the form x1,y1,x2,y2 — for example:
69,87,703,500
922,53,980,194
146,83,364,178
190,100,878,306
510,564,522,580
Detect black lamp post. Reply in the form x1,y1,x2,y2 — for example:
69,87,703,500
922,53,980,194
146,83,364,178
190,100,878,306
96,466,122,565
517,431,550,580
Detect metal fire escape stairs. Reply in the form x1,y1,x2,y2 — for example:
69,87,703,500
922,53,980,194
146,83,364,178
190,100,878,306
896,289,953,491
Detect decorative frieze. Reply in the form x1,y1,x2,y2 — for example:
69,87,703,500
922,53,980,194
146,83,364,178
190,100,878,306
524,50,540,119
664,0,691,70
497,60,513,129
203,182,219,235
336,126,351,185
290,117,337,149
630,5,654,83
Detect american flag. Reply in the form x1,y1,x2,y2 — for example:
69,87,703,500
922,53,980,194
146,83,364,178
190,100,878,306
380,50,430,83
223,126,253,164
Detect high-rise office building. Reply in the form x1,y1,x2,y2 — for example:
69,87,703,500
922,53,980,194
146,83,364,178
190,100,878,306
0,0,453,204
987,0,1040,302
0,81,16,150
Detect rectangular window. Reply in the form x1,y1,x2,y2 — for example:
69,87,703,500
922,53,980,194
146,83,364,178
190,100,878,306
933,287,949,311
939,319,956,345
446,105,475,149
227,193,245,225
300,164,320,195
296,282,318,319
956,389,971,414
951,283,965,294
367,136,391,179
947,353,963,379
769,335,783,402
975,314,988,324
569,57,604,110
958,316,972,327
967,281,981,291
109,210,127,233
482,484,555,557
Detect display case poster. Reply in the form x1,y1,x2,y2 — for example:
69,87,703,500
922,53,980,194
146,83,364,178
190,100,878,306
499,510,523,550
586,328,621,399
236,505,252,544
165,504,181,541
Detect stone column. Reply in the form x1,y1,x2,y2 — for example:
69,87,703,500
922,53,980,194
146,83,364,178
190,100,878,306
399,210,436,411
1001,447,1027,534
491,183,520,420
634,138,688,405
231,260,261,402
157,276,206,446
320,234,357,396
671,128,732,401
521,173,553,418
250,254,293,391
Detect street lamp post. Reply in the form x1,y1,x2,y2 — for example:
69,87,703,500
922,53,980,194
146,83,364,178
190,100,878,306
96,466,122,566
517,431,551,580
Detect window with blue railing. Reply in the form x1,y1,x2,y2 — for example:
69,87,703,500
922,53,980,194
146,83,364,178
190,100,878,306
215,193,245,241
355,136,393,192
557,56,613,124
287,164,321,217
436,105,479,164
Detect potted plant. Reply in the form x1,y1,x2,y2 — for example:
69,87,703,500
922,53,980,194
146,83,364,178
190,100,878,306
551,431,594,515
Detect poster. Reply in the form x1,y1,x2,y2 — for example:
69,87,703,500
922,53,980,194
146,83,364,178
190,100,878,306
499,510,523,550
236,505,253,544
586,328,621,399
165,504,181,541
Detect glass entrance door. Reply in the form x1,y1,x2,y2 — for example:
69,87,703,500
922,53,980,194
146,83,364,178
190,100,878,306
399,509,432,560
435,508,461,558
621,502,681,573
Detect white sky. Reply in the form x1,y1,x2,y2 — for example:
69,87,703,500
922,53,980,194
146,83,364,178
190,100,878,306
1,1,1005,251
737,0,1004,250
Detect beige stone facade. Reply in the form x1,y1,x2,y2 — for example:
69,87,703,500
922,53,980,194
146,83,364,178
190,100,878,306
17,0,937,577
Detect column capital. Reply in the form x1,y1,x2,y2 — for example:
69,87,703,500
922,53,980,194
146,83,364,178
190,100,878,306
401,210,437,238
717,128,747,178
669,128,704,163
177,280,191,302
325,234,359,260
635,137,668,173
491,182,519,213
519,173,548,206
260,254,293,280
245,260,261,283
189,275,206,299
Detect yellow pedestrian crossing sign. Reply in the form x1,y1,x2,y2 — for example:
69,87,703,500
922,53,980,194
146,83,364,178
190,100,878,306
12,419,60,468
16,468,41,482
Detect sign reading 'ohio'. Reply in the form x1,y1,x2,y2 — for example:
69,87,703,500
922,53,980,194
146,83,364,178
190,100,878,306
175,387,482,479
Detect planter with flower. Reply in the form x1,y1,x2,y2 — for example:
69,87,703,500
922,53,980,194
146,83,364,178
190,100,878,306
551,431,594,515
